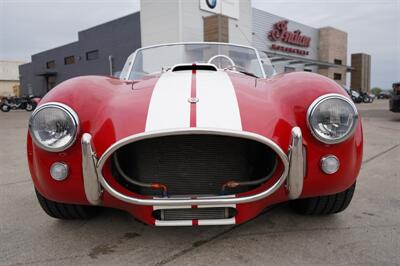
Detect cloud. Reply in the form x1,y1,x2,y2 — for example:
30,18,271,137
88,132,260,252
0,0,141,60
1,0,398,89
253,0,400,89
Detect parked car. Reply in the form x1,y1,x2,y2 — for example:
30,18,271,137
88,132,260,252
28,42,362,226
389,82,400,112
377,90,392,99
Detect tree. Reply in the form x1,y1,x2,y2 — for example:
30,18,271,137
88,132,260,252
371,87,382,96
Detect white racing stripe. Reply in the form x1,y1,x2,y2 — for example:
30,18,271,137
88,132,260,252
145,69,242,131
155,218,235,226
145,71,192,132
196,70,242,130
197,218,235,226
155,220,192,226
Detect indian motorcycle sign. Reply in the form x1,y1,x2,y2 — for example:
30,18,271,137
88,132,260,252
268,20,311,56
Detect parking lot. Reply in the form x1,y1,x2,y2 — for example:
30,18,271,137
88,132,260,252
0,100,399,265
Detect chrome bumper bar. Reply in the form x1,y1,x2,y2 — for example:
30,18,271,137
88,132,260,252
81,128,304,206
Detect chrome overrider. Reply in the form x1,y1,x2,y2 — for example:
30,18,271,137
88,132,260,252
287,127,304,199
82,134,102,205
81,127,305,206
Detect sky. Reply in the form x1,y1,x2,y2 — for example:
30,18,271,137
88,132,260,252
0,0,399,89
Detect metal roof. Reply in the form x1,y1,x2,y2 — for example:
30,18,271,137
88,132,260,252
264,51,353,72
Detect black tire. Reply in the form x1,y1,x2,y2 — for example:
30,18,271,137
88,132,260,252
35,189,99,219
290,183,356,215
1,104,10,112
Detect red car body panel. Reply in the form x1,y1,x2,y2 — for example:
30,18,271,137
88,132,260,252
27,70,363,225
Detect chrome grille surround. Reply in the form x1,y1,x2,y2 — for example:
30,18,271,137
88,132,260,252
95,128,290,206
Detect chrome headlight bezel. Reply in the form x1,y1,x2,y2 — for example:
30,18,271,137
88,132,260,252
29,102,79,152
307,93,358,144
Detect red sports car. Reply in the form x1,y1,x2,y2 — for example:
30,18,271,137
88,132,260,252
28,43,362,226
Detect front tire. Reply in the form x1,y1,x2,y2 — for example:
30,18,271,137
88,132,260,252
1,104,10,112
25,103,34,111
35,189,99,219
290,183,356,215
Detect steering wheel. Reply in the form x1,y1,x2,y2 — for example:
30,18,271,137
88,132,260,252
207,55,236,69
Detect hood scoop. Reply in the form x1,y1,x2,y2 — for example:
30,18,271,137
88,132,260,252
171,63,218,72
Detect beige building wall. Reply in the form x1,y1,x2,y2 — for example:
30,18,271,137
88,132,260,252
140,0,252,47
0,60,24,96
318,27,347,86
0,81,20,96
351,53,371,92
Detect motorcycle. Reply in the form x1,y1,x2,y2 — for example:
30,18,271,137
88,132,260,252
349,90,363,104
0,97,10,112
359,91,375,103
0,95,40,112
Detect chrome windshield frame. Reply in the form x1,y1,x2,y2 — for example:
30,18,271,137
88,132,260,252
122,42,268,80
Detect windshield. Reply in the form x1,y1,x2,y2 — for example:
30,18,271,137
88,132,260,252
121,43,275,80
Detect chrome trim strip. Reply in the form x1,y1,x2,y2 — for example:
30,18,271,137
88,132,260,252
306,93,359,145
123,42,267,80
287,127,304,200
82,133,102,205
29,102,80,152
95,128,289,206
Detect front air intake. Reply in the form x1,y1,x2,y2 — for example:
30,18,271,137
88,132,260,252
153,207,237,221
110,134,278,197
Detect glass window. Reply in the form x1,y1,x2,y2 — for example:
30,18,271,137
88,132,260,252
123,43,272,80
284,66,295,73
334,59,342,65
46,60,55,69
64,56,75,65
334,73,342,80
86,50,99,61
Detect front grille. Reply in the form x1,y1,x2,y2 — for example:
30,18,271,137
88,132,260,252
111,134,277,196
153,207,236,221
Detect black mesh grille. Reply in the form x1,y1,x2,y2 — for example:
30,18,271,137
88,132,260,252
112,134,277,196
153,208,236,221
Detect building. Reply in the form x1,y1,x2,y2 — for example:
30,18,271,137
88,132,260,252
20,0,366,96
318,27,348,86
19,13,141,96
0,60,24,97
351,53,371,92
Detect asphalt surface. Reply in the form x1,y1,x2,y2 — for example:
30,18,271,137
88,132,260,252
1,100,399,265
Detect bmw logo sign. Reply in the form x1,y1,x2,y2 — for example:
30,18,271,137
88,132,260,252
206,0,217,9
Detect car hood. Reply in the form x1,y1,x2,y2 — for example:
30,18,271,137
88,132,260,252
40,70,348,156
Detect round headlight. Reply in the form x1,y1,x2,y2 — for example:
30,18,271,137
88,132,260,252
307,94,358,144
29,103,79,152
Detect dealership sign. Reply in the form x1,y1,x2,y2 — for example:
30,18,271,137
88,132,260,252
200,0,239,19
268,20,311,56
206,0,217,9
